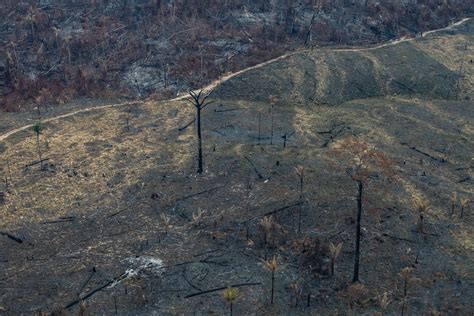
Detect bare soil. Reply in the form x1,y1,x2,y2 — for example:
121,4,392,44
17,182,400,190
0,19,473,315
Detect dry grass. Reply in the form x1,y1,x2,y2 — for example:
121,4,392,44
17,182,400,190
0,22,473,314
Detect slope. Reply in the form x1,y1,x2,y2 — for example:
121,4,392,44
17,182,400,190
0,19,472,315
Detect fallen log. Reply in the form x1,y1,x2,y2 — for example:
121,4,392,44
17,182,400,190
211,129,225,136
382,233,417,243
24,158,50,169
411,230,440,237
391,79,415,94
184,282,261,299
260,201,305,218
241,201,304,224
401,142,446,163
66,279,114,309
320,124,346,148
43,216,76,224
454,166,471,171
0,231,23,244
79,267,97,295
66,270,129,309
176,186,223,202
193,249,221,257
327,230,344,240
107,209,128,219
178,118,196,132
244,155,264,179
214,108,240,113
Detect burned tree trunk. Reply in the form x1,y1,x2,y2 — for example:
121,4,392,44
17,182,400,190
187,89,214,174
197,106,203,173
353,180,363,283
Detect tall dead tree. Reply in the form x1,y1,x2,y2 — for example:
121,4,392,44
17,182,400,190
304,13,316,47
455,41,468,100
32,121,45,170
328,137,395,283
187,89,214,174
269,95,277,145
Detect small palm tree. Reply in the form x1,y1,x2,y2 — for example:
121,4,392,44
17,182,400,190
257,107,263,145
294,165,305,199
191,208,206,227
378,292,391,316
460,197,469,218
32,121,45,170
259,216,273,247
160,214,171,236
264,256,279,304
222,287,239,316
289,282,302,307
268,95,277,145
450,192,457,215
259,216,273,259
413,198,430,233
329,242,343,276
347,283,366,311
78,300,89,316
25,6,38,40
399,267,414,316
294,166,305,234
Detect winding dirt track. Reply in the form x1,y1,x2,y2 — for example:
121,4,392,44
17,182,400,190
0,17,470,143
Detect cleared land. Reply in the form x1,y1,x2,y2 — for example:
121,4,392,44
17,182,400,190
0,19,473,315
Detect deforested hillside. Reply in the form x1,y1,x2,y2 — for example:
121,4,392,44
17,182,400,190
0,16,473,316
216,18,473,105
1,0,473,111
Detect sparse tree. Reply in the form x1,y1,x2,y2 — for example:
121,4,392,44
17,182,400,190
187,89,214,174
328,137,394,283
1,145,11,190
268,95,277,145
259,216,273,259
124,103,132,132
294,165,305,199
399,267,414,316
25,6,38,40
329,242,343,276
450,192,457,215
160,213,171,236
378,292,391,316
191,208,206,227
460,197,469,218
281,131,294,148
455,41,468,100
264,256,279,304
346,283,367,312
78,300,89,316
32,121,45,170
257,108,263,145
413,198,430,233
222,287,239,316
294,165,305,233
289,282,302,307
3,158,10,190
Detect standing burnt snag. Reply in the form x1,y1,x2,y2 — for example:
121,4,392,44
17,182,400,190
32,121,45,170
269,95,277,145
328,136,394,283
186,89,214,174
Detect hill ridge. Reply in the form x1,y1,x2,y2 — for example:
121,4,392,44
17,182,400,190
0,17,471,143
